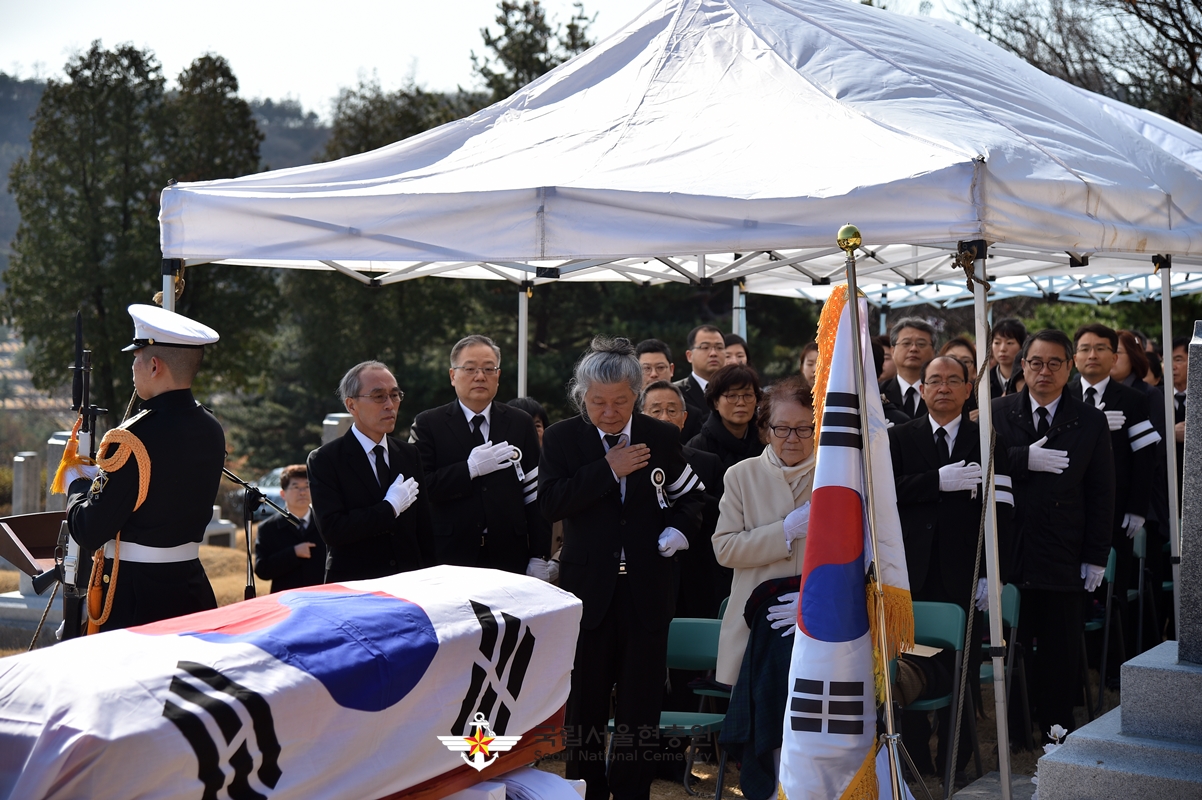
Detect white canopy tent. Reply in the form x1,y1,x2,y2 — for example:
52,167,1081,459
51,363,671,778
160,0,1202,789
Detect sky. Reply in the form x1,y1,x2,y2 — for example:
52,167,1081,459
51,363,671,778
0,0,657,119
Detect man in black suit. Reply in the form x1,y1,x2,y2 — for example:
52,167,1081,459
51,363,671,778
308,361,433,582
410,335,551,577
673,324,726,444
992,330,1114,739
254,464,327,592
1070,323,1161,672
542,337,706,800
880,317,937,421
890,355,1014,777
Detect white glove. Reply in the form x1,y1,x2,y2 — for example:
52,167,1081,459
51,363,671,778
547,559,560,583
384,474,420,516
526,557,557,582
64,464,99,488
657,527,690,557
1099,405,1126,432
767,591,800,637
1082,562,1106,592
976,578,989,611
1122,513,1145,539
939,460,983,493
467,440,515,479
784,501,811,551
1028,436,1070,474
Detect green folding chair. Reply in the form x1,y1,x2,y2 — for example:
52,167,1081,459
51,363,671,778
1129,528,1160,656
905,601,983,800
1079,547,1124,717
691,597,734,707
607,618,729,799
979,584,1033,750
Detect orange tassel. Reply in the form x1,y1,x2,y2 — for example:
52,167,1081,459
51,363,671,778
51,415,93,495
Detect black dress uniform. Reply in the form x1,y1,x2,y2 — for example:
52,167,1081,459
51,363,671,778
541,412,706,800
674,373,708,444
254,510,326,592
67,389,225,631
881,375,928,420
410,400,549,573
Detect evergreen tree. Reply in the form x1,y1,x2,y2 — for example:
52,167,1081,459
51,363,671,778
472,1,596,103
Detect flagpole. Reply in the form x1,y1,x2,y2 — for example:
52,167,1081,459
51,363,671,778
837,224,907,800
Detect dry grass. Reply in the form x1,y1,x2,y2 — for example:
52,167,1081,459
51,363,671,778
0,570,18,594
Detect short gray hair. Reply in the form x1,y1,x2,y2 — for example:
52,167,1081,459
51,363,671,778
642,379,685,407
450,335,501,367
568,336,642,419
890,317,937,347
338,360,391,402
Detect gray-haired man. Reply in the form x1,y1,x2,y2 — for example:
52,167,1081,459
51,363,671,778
541,337,706,800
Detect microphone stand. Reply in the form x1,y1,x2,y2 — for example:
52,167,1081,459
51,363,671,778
222,467,301,601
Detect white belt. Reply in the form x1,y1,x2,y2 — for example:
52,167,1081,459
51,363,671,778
103,540,200,563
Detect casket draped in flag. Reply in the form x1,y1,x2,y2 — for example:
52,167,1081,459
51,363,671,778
779,285,913,800
0,566,581,800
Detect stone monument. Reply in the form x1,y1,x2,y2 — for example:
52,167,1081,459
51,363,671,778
1036,320,1202,798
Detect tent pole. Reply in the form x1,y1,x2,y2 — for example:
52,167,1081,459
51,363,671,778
731,282,740,334
160,259,180,312
1158,258,1181,629
971,241,1012,799
518,285,530,398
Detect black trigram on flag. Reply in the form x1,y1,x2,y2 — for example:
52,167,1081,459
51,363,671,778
789,678,866,736
163,660,282,800
452,600,536,736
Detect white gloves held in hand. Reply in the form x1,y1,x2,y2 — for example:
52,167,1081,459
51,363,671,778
1103,410,1126,432
1082,562,1106,592
525,557,559,583
64,464,99,488
467,440,515,479
1028,436,1070,474
767,592,800,637
1121,513,1145,539
784,501,811,551
384,474,420,516
976,578,989,611
657,528,689,557
939,461,983,493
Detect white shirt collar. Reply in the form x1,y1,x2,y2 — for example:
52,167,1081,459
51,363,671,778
1030,392,1063,422
896,373,921,397
928,412,963,449
459,400,492,425
1080,375,1110,403
351,423,388,464
692,372,709,392
597,414,634,448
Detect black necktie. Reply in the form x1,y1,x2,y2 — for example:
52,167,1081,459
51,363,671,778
1085,387,1097,407
904,387,917,417
470,414,486,446
935,427,950,465
372,444,387,489
604,434,622,449
1036,407,1050,437
1177,392,1186,420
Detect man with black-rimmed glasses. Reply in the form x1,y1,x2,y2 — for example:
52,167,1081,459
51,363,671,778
410,335,551,577
993,329,1115,741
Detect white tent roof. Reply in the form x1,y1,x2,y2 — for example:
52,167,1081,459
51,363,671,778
160,0,1202,269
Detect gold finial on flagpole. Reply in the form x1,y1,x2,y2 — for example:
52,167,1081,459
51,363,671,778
836,223,862,253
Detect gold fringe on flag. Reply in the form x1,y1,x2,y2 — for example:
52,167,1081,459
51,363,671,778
838,744,879,800
811,284,849,440
868,583,915,703
50,415,93,495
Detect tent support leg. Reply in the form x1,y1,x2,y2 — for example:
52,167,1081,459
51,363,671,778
731,282,747,338
518,284,530,398
161,258,181,312
1158,257,1181,630
970,241,1013,800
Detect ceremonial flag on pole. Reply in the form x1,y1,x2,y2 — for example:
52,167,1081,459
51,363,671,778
779,285,913,800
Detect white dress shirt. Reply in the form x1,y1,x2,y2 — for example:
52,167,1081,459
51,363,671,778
351,424,388,482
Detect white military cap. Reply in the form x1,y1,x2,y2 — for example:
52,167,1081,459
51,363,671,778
122,304,220,351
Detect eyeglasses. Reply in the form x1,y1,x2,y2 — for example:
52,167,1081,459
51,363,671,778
720,392,757,404
1076,345,1113,354
284,483,310,493
692,343,726,353
353,390,404,404
1023,358,1067,373
647,406,683,417
641,363,672,375
771,425,815,439
924,377,966,388
896,339,932,350
452,366,499,377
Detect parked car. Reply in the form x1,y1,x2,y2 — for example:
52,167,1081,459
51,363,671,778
232,467,286,522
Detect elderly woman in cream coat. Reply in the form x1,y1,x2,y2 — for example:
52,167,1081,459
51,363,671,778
712,376,816,685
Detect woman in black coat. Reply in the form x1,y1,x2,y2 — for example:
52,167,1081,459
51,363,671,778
686,364,765,474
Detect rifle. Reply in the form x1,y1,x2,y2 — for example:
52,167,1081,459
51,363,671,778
32,312,108,640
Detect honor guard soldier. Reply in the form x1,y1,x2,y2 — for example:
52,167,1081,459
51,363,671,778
65,304,226,633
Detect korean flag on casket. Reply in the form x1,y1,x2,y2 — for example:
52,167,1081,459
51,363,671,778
779,285,913,800
0,565,581,800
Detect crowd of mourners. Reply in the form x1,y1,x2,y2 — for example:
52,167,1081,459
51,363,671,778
252,317,1189,799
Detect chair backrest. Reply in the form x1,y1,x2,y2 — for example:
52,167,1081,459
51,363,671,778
1106,547,1117,582
1133,527,1147,560
984,583,1021,632
667,617,721,671
718,596,730,620
912,601,967,652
